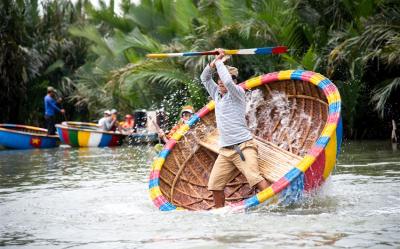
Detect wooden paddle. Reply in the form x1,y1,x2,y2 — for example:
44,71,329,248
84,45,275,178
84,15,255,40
146,46,287,59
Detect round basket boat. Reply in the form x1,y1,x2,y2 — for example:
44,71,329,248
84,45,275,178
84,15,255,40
56,121,126,147
0,124,59,149
149,70,342,211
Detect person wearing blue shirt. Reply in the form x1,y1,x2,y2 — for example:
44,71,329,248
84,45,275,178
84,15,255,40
44,86,65,135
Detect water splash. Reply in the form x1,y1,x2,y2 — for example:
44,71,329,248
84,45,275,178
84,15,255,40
178,122,216,154
246,89,313,156
246,89,265,132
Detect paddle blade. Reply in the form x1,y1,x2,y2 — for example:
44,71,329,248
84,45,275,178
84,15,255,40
272,46,288,54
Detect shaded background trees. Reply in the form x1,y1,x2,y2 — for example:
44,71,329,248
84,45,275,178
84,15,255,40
1,0,399,139
0,0,88,125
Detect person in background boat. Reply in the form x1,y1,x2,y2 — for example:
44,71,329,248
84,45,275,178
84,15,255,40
98,110,117,131
158,105,194,143
120,114,135,134
98,110,111,130
44,86,65,135
200,48,270,208
109,109,120,131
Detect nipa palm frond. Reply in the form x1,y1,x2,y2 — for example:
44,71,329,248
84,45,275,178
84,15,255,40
371,77,400,118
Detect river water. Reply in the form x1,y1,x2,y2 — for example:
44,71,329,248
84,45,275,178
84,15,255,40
0,141,399,248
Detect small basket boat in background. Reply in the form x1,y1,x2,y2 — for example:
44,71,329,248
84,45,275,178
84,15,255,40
56,121,126,147
149,70,342,211
0,124,59,149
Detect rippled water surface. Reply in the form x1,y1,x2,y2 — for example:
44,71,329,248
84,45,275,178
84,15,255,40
0,141,399,248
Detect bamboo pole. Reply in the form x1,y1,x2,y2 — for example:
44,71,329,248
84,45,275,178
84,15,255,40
146,46,287,58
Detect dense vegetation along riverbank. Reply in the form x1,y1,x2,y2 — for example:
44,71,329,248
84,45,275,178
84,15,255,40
1,0,399,139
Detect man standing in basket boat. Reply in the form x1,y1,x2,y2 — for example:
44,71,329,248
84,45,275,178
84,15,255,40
44,86,65,135
200,48,270,208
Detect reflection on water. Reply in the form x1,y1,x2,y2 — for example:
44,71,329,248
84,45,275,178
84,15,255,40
0,141,399,248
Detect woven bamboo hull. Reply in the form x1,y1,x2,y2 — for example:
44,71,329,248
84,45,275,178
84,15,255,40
149,70,342,211
0,124,59,149
56,122,126,147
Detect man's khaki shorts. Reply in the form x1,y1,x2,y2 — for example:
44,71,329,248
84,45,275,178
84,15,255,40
207,139,264,191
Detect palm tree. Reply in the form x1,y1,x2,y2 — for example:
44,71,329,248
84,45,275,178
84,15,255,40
69,0,207,124
68,0,399,138
1,0,37,123
70,0,319,126
328,3,400,127
0,0,89,124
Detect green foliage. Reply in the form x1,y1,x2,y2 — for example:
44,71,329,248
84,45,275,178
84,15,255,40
84,0,135,33
66,0,400,137
326,2,400,136
337,79,364,136
282,46,319,71
0,0,89,124
2,0,400,139
69,25,113,57
372,77,400,118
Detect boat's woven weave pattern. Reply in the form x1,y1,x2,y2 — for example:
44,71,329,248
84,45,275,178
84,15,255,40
149,70,342,211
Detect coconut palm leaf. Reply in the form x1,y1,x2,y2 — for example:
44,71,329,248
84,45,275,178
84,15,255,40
110,28,162,57
372,77,400,118
381,35,400,66
117,60,191,90
84,0,135,33
69,25,114,57
329,5,400,69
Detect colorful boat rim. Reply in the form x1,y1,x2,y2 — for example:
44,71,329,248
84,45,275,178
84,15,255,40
60,121,101,131
0,124,59,149
56,121,126,147
149,69,342,211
